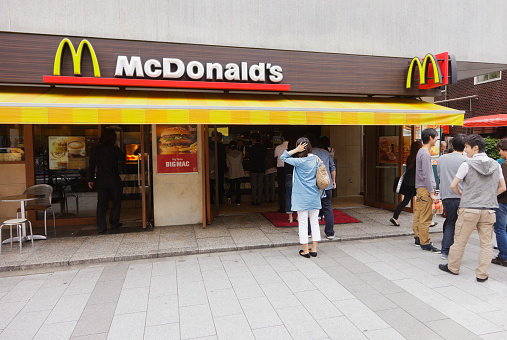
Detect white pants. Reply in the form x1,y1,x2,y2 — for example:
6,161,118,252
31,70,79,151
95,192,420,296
298,209,321,244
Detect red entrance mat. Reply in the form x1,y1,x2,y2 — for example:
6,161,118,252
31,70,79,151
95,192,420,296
262,209,361,228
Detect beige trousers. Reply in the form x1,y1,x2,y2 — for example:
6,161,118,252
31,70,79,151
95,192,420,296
448,208,496,279
413,188,433,245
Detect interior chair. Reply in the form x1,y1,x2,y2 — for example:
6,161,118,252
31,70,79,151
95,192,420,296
0,218,34,254
17,184,56,236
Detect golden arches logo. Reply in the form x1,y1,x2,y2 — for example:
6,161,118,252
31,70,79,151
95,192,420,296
53,38,101,77
406,53,442,89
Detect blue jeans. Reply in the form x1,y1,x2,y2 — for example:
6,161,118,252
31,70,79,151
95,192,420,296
441,198,460,255
494,203,507,260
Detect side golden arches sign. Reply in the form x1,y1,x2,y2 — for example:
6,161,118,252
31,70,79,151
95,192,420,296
53,38,101,77
0,107,464,126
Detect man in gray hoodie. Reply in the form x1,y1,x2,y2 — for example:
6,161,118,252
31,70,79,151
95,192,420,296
439,134,506,282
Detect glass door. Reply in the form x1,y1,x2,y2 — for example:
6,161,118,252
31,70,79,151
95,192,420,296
204,125,219,224
138,125,154,228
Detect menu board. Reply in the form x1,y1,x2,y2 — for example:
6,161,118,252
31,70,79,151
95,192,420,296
156,125,198,174
49,136,86,170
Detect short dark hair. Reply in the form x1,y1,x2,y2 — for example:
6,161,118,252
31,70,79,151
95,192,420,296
320,136,331,150
421,128,438,144
100,127,117,146
229,140,237,149
464,134,486,153
304,133,318,149
251,133,260,143
497,138,507,151
451,134,466,152
295,137,312,158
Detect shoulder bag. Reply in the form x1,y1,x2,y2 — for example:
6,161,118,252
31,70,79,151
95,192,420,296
315,155,331,190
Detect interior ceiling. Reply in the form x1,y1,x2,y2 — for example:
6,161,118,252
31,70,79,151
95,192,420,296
456,61,507,80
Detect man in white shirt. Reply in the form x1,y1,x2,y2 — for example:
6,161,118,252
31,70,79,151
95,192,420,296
274,136,289,213
439,134,506,282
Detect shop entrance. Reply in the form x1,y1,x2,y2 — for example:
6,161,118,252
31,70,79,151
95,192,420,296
203,124,365,225
31,124,154,232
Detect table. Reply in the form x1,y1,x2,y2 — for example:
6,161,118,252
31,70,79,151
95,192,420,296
0,194,47,244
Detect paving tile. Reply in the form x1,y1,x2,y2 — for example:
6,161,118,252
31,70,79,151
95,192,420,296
363,327,406,340
279,270,317,293
293,260,330,279
434,286,499,314
86,279,123,305
0,278,46,303
276,305,328,340
229,275,265,300
178,280,208,307
146,294,179,326
114,286,149,315
0,275,24,293
384,292,447,323
260,282,301,309
316,316,368,340
0,301,26,329
251,325,293,340
197,236,236,251
202,269,232,291
322,265,363,288
63,267,103,296
222,259,251,278
375,308,443,340
295,290,343,320
71,333,107,340
122,272,151,289
149,274,178,297
263,255,298,272
207,287,243,317
176,264,203,283
355,271,405,295
107,311,146,340
71,302,117,337
240,296,283,329
144,323,180,340
21,285,67,313
249,264,283,285
33,320,77,340
179,304,215,339
198,256,225,272
214,314,255,340
45,293,90,324
151,259,176,276
240,252,270,267
310,275,356,301
0,309,50,340
346,284,398,312
333,299,390,332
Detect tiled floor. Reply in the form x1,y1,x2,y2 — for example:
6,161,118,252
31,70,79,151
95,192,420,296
0,232,505,339
0,205,445,272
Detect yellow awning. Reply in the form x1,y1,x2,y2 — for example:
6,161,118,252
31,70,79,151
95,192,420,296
0,86,464,125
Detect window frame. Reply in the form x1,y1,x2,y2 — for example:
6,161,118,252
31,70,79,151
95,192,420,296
474,71,502,85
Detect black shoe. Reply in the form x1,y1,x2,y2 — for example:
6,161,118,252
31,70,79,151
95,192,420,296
111,222,122,230
277,209,285,213
477,277,488,282
492,256,507,266
430,221,438,227
309,252,317,257
390,218,400,226
421,243,441,253
439,264,458,275
414,237,420,246
299,250,310,258
98,230,107,234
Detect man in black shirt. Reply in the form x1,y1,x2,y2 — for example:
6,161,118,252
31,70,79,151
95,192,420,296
88,128,126,234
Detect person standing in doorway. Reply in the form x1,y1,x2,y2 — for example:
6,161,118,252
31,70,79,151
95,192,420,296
281,138,322,257
88,128,126,234
413,128,440,252
437,134,467,260
390,140,422,226
492,138,507,266
439,134,506,282
307,134,336,239
274,136,288,213
264,139,277,203
226,140,245,205
248,133,266,206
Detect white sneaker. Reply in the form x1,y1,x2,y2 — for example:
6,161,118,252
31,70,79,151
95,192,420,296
441,254,448,260
327,235,335,240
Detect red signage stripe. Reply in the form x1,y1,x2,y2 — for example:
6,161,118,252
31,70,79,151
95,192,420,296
43,76,290,91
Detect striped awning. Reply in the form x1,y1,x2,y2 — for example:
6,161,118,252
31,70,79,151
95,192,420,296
0,86,464,125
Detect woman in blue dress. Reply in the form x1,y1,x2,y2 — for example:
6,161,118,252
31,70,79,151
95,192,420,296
281,137,322,258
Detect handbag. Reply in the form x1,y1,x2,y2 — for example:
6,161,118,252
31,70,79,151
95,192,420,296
315,155,331,190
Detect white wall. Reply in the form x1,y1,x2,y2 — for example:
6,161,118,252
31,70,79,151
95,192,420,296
1,0,506,64
152,125,203,226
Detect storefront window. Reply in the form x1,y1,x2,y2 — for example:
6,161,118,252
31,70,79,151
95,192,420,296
0,125,24,162
33,125,99,219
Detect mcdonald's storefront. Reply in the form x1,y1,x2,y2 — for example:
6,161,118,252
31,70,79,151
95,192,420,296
0,32,464,231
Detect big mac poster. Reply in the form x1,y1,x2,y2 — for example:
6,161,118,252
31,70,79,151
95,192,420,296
156,125,198,174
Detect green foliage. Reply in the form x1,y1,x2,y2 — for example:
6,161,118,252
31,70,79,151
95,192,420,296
485,137,500,160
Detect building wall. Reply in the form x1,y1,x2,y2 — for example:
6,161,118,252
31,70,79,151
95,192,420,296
0,164,26,220
1,0,506,64
152,125,203,226
435,70,507,136
328,126,362,196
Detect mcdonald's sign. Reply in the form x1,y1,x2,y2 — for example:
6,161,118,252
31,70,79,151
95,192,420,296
406,52,457,90
52,38,101,77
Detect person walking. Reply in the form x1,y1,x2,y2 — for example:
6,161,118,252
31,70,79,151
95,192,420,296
264,140,277,203
248,133,266,206
390,140,422,226
226,140,245,205
281,137,322,258
274,136,288,213
307,134,336,239
437,134,467,260
492,138,507,266
88,128,126,234
413,128,440,252
439,134,506,282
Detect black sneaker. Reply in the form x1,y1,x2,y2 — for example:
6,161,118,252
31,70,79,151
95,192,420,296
439,264,458,275
420,243,441,253
477,277,488,282
414,237,420,246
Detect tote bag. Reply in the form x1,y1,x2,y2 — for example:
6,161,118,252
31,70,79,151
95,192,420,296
315,156,331,190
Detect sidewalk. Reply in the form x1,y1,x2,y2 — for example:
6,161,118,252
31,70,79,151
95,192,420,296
0,232,504,339
0,207,445,272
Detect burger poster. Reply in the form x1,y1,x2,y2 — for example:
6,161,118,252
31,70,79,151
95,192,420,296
156,125,198,174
